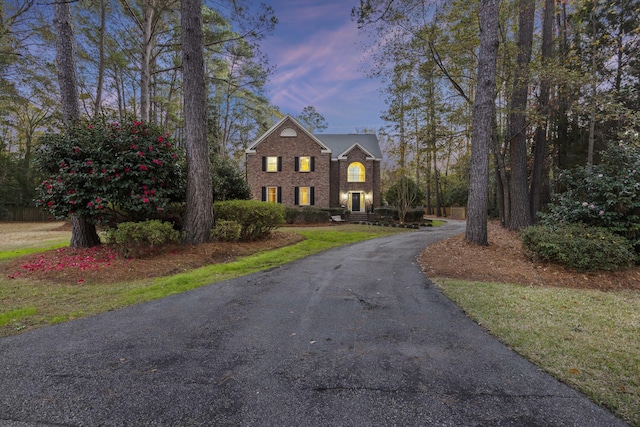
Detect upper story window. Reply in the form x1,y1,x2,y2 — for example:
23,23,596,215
263,156,282,172
348,162,365,182
295,156,314,172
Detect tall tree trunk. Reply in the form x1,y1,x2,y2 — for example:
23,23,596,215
466,0,500,245
140,0,156,123
93,0,106,117
491,118,509,226
181,0,213,244
587,6,597,171
55,2,80,126
507,0,535,230
529,0,554,221
434,163,441,217
54,0,100,248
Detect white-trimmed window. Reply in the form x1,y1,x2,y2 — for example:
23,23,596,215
294,186,314,206
299,187,310,205
262,186,281,203
295,156,314,172
348,162,365,182
266,156,278,172
299,156,311,172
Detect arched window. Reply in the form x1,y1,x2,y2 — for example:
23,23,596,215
348,162,365,182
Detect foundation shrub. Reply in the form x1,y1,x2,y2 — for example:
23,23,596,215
214,200,285,241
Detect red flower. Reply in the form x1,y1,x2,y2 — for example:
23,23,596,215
124,168,130,173
88,125,94,129
143,198,149,203
137,151,144,156
156,136,164,143
153,159,162,165
139,165,148,171
47,201,54,207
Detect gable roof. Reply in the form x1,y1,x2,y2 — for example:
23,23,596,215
314,134,382,161
246,115,382,161
246,115,331,154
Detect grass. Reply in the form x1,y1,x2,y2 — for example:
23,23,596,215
437,279,640,427
0,241,70,261
0,224,409,337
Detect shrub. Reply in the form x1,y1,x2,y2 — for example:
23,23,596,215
285,207,330,224
404,209,425,223
214,200,285,241
541,140,640,252
375,207,398,220
34,118,184,225
519,223,636,272
211,156,251,202
211,220,242,242
105,220,179,258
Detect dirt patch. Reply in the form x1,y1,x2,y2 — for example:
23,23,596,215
2,231,304,285
419,221,640,291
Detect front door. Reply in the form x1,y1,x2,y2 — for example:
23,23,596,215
351,192,361,212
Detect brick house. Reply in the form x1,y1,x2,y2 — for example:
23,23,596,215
245,115,382,214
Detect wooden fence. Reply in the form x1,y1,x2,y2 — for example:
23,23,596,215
444,206,466,220
2,206,52,222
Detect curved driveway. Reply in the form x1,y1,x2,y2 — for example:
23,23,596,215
0,221,628,426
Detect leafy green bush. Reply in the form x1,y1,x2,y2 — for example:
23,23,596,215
375,207,398,220
211,156,251,202
519,224,636,272
285,207,330,224
105,220,179,258
541,141,640,252
211,220,242,242
34,118,184,225
214,200,285,241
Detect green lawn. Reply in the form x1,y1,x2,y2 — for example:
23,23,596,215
437,279,640,427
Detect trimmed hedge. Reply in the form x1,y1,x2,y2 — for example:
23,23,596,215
105,220,179,258
214,200,285,241
519,223,636,272
285,207,331,224
374,207,424,222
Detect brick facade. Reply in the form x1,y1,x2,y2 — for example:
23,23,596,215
246,116,381,211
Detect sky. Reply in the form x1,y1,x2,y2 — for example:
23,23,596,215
259,0,387,134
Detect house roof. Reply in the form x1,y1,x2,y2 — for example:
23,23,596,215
246,115,331,154
314,134,382,160
246,115,382,161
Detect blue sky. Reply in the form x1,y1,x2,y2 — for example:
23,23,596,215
260,0,386,134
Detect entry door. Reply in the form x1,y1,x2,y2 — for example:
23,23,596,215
351,192,361,212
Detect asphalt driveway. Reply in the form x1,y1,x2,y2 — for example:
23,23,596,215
0,221,628,426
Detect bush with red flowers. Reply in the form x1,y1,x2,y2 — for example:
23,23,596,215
35,118,184,225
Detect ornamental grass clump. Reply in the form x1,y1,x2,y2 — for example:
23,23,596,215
519,223,636,272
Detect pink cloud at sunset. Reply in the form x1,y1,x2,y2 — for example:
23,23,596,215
261,0,386,133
